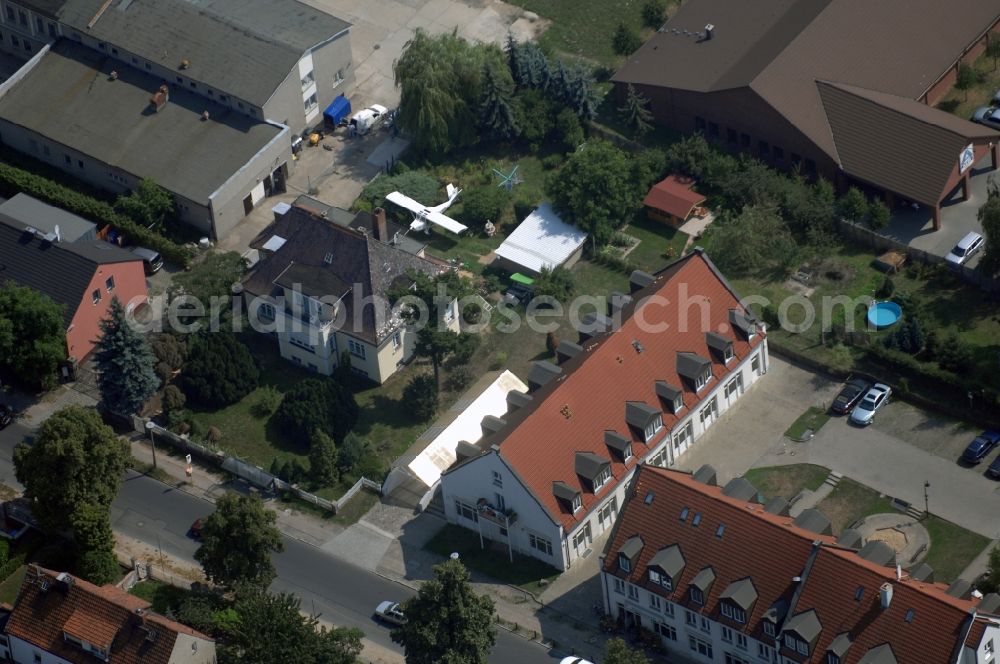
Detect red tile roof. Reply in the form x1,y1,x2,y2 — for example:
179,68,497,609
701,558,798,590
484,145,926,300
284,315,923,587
605,466,981,664
603,465,833,641
5,567,212,664
642,175,706,219
788,546,974,664
494,250,765,528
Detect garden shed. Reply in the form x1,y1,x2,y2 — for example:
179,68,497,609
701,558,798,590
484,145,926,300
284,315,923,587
494,202,588,277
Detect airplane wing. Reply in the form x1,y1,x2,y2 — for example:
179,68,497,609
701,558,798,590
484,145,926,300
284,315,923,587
425,210,467,235
385,191,425,215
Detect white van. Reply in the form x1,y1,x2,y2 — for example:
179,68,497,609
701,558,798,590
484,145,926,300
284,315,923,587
944,231,984,267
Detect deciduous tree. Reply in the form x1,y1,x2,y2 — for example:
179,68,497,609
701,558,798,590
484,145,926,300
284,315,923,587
978,178,1000,276
867,197,891,230
95,298,159,415
641,0,666,28
534,266,574,301
404,374,439,422
115,178,174,232
836,187,868,222
13,406,129,533
457,186,510,227
308,429,339,487
194,493,284,590
71,503,119,585
955,63,980,100
391,559,495,664
604,637,649,664
0,282,66,390
703,205,798,277
182,333,259,408
549,140,637,245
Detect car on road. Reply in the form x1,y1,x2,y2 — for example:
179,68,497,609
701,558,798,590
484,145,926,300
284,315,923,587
0,404,13,429
189,518,203,539
374,601,406,626
987,454,1000,479
560,658,595,664
973,106,1000,131
944,231,985,267
849,383,892,426
961,430,1000,465
831,377,872,415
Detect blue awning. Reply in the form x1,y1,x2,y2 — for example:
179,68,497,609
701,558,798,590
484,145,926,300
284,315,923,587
323,95,351,125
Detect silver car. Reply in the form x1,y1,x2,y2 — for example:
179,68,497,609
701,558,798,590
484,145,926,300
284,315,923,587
374,601,406,626
849,383,892,426
972,106,1000,131
945,231,984,267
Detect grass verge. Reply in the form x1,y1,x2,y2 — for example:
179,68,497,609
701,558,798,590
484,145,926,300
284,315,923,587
784,407,831,441
920,515,990,584
129,579,192,615
743,464,830,503
816,478,897,535
331,490,380,527
425,524,560,594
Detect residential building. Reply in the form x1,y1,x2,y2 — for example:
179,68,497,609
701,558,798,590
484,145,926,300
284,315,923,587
440,249,769,570
0,0,353,239
242,205,458,383
0,193,97,242
3,566,216,664
614,0,1000,229
601,464,1000,664
0,210,148,361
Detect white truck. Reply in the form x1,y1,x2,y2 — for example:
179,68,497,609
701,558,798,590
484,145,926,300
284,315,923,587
349,104,389,135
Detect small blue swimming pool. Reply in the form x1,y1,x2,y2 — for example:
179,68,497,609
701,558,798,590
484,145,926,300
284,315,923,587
868,301,902,329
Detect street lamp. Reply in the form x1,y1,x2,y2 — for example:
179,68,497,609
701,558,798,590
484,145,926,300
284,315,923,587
923,480,930,517
145,420,158,470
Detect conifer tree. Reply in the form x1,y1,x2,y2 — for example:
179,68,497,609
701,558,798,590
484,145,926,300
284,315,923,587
95,297,159,415
479,63,520,141
620,83,654,136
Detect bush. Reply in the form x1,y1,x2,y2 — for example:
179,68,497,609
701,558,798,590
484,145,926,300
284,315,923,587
182,333,259,408
867,198,891,230
546,332,560,356
876,275,895,299
163,384,187,412
612,22,641,56
452,333,481,364
642,0,666,27
555,108,584,152
76,549,121,586
445,367,474,392
273,377,359,446
541,154,564,170
490,351,508,371
0,162,192,267
935,334,976,374
250,385,282,418
404,374,439,421
149,333,187,371
0,539,9,566
457,186,509,226
361,170,441,209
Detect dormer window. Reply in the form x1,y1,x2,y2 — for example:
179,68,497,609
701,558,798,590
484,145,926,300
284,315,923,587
553,481,582,513
655,381,685,414
594,466,612,490
619,553,631,572
827,654,841,664
695,371,710,391
575,452,612,494
677,352,713,392
784,634,810,656
618,536,643,573
763,621,775,637
706,332,735,364
643,415,663,442
720,602,746,623
649,568,673,590
572,494,582,512
674,395,683,413
690,587,704,604
626,402,663,442
724,345,734,362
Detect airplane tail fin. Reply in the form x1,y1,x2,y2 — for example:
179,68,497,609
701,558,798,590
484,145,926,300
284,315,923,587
446,183,461,201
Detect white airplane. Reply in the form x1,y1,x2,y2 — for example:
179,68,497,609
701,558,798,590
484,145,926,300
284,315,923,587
385,183,467,235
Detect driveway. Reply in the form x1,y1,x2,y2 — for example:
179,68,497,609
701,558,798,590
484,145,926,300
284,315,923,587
676,355,1000,539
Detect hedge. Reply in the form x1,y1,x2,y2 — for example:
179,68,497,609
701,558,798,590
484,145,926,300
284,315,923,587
0,162,193,267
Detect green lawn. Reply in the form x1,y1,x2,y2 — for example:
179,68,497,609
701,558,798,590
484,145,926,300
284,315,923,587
425,524,560,594
0,565,26,605
129,579,191,615
936,50,1000,119
621,215,690,274
784,407,831,441
920,515,991,584
743,464,830,503
332,490,380,527
505,0,679,65
816,478,897,535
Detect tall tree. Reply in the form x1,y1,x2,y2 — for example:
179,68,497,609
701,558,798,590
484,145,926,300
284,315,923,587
414,326,459,388
0,282,66,390
115,178,175,231
391,559,496,664
71,503,119,585
505,32,523,86
13,406,130,533
565,64,598,120
479,62,520,141
182,333,259,407
94,298,159,415
955,63,979,100
604,637,650,664
548,60,570,104
619,84,654,136
194,493,284,590
403,374,439,421
520,41,551,91
308,429,339,487
221,588,362,664
549,140,637,244
613,22,641,56
978,177,1000,276
704,205,799,277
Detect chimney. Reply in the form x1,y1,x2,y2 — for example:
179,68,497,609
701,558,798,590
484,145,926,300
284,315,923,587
201,110,210,121
54,225,61,242
149,85,168,112
880,582,893,609
373,207,388,242
109,69,118,81
180,58,191,70
704,23,715,40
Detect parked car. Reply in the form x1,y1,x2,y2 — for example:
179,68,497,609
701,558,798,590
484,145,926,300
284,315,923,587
944,231,984,267
831,377,872,415
987,454,1000,479
849,383,891,426
961,430,1000,465
503,284,533,306
189,518,203,539
973,106,1000,131
560,658,596,664
130,246,164,274
349,104,389,135
374,601,406,626
0,404,13,429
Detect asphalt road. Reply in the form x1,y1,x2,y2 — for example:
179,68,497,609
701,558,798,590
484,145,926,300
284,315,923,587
0,420,555,663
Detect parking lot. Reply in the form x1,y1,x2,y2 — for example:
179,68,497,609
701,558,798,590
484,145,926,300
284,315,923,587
677,355,1000,539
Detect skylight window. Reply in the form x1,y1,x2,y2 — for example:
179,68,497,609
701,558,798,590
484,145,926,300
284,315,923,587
715,523,726,538
679,507,689,522
644,491,655,505
692,512,702,527
904,609,915,623
854,586,865,601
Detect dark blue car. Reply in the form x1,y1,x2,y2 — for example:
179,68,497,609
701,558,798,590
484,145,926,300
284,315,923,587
961,430,1000,464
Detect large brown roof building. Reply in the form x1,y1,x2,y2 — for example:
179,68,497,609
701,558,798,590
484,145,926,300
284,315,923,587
602,465,1000,664
614,0,1000,229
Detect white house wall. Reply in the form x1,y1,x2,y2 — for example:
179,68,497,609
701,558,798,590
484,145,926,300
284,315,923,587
8,635,75,664
442,451,566,570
